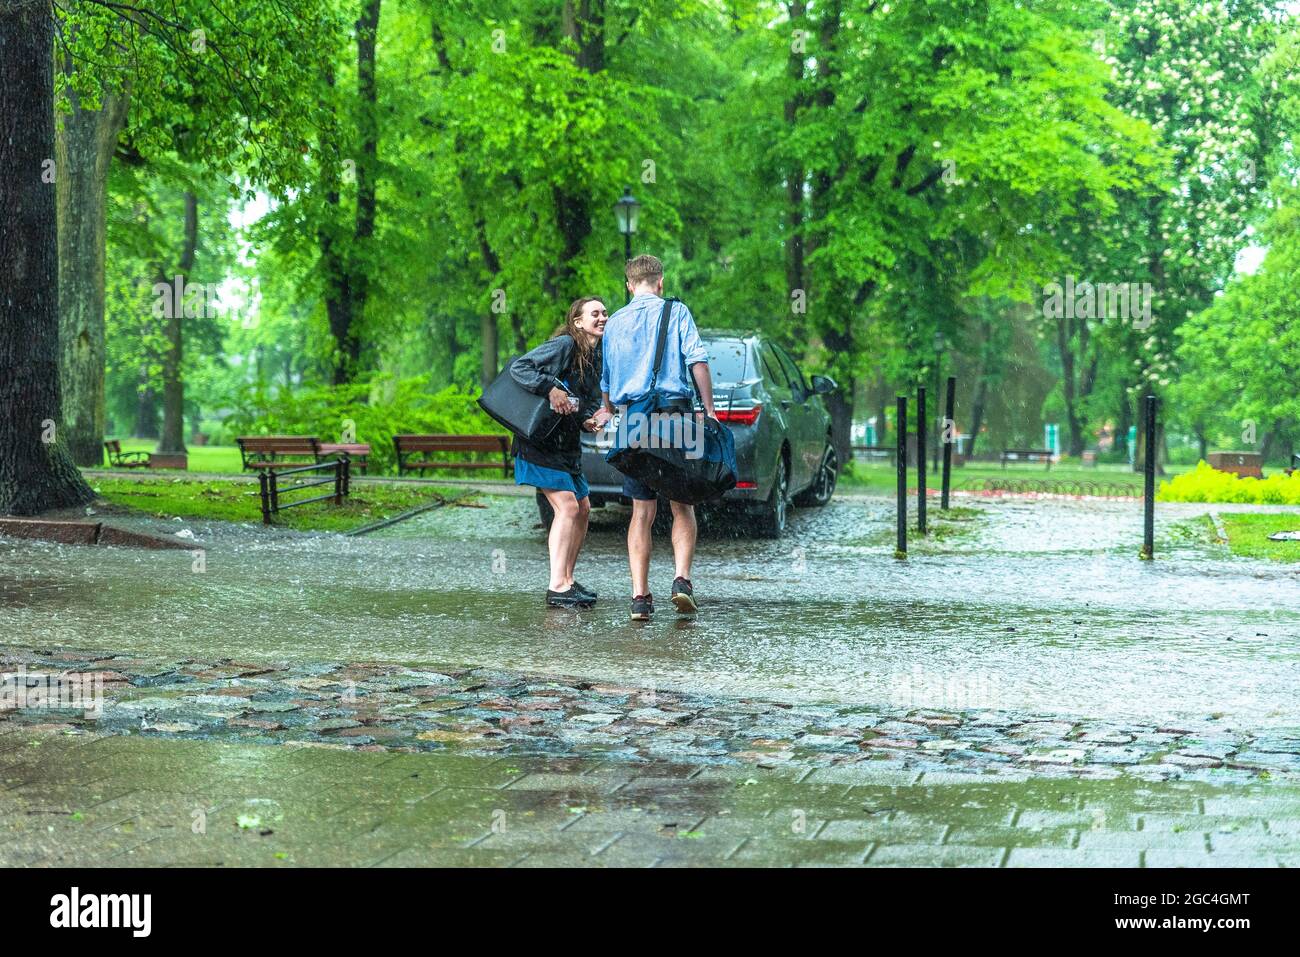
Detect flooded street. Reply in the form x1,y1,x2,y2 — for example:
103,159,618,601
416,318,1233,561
2,494,1297,728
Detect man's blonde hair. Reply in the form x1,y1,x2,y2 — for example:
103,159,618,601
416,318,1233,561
625,254,664,287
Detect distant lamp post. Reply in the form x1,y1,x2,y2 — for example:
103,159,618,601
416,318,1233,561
613,186,640,302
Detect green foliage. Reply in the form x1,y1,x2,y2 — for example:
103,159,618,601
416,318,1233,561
1158,461,1300,504
222,376,502,473
76,0,1300,463
91,476,457,532
1214,512,1300,562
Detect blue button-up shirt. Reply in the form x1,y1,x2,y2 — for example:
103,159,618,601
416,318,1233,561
600,293,709,406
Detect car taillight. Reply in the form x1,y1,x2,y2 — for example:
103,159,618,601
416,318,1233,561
735,481,757,489
715,405,762,426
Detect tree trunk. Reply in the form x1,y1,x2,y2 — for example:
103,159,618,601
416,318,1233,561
968,377,988,458
133,377,160,439
349,0,379,369
822,328,853,466
784,1,807,301
322,0,381,386
1055,316,1083,458
55,65,128,466
1116,392,1132,460
480,313,499,387
0,2,95,514
158,191,197,454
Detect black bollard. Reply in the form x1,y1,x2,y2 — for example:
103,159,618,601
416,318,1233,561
896,395,907,559
1141,393,1157,559
917,386,927,535
941,375,956,510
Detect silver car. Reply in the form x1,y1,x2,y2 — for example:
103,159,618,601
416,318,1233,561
537,331,839,537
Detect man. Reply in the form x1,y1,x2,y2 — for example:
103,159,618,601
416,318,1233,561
600,254,717,620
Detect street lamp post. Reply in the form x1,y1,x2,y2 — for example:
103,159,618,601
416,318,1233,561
613,186,640,303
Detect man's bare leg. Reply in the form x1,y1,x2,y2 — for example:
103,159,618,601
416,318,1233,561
669,500,696,580
628,498,656,598
669,500,698,613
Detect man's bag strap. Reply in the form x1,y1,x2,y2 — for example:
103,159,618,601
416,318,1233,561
648,297,679,391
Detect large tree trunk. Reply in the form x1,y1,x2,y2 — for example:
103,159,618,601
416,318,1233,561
322,0,381,386
55,45,128,466
0,1,95,515
784,1,807,301
349,0,379,369
158,191,197,454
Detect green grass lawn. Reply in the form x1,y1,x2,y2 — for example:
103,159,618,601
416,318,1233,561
101,440,513,481
89,476,464,533
839,459,1187,495
108,439,244,473
1214,512,1300,563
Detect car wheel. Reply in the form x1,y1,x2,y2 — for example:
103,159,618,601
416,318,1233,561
794,444,838,507
536,492,554,530
755,456,789,538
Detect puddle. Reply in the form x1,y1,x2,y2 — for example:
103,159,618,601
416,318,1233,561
1,495,1297,728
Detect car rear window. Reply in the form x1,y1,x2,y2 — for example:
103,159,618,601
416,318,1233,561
704,340,749,384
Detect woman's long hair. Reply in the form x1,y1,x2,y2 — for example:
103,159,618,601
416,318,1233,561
554,296,603,380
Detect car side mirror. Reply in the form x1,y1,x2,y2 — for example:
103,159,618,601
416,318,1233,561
811,374,837,396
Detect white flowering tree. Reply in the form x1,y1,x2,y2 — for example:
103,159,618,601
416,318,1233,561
1052,0,1283,464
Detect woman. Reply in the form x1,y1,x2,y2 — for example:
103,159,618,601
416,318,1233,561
510,297,612,608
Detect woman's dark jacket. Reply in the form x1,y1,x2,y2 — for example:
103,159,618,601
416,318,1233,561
508,334,602,475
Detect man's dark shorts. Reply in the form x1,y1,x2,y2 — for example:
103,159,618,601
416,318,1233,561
622,474,658,501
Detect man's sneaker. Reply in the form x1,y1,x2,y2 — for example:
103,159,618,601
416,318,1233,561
670,577,697,614
630,593,654,620
547,587,594,609
572,581,598,601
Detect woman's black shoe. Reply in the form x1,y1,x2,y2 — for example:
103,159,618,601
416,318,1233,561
547,587,594,608
572,581,598,601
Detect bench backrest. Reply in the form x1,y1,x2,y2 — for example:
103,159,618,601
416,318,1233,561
393,434,508,454
238,436,321,456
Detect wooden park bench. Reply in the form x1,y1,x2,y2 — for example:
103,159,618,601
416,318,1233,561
1001,448,1054,470
393,434,511,477
318,442,371,474
103,439,150,469
237,436,325,471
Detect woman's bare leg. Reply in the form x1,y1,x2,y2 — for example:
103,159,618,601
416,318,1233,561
541,488,580,591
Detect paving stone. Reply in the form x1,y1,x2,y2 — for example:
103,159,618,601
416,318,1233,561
867,844,1005,867
818,819,947,844
1076,828,1210,852
1007,847,1139,867
948,825,1077,848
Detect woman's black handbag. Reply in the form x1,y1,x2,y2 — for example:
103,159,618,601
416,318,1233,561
477,357,563,441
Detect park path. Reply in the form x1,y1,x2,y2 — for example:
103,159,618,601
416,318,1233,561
3,494,1297,725
3,492,1299,865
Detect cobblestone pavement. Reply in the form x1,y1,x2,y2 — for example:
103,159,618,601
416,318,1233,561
4,645,1299,784
4,645,1300,866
